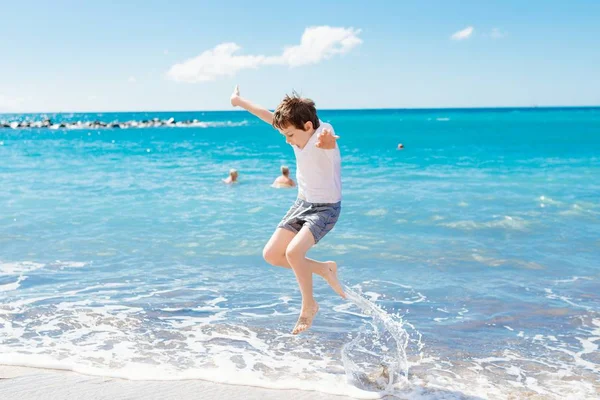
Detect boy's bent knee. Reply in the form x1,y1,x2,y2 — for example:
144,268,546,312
263,245,283,266
285,245,304,264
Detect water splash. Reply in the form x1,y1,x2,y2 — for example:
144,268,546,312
341,285,422,395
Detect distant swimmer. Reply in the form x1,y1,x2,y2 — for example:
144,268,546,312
272,166,296,188
223,169,239,184
397,143,404,150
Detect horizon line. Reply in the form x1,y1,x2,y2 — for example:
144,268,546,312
1,105,600,116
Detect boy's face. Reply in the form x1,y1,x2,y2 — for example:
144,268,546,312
278,121,314,149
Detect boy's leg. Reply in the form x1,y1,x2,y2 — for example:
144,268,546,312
286,225,343,334
262,228,297,268
263,228,345,299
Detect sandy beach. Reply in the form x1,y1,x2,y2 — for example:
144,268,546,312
0,366,356,400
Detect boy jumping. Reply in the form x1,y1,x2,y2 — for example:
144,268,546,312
230,85,346,334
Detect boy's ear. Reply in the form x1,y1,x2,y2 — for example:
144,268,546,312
303,121,313,131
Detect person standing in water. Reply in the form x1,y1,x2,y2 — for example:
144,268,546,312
222,169,239,184
230,85,345,334
272,166,296,188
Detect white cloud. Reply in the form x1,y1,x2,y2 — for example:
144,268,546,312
451,26,474,40
490,28,506,39
167,26,362,83
128,76,137,83
277,26,362,67
167,43,266,83
163,49,169,55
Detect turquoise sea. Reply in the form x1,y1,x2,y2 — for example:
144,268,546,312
1,108,599,399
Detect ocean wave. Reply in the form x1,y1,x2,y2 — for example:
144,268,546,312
0,275,27,292
0,296,384,398
558,203,600,217
0,261,45,276
472,253,545,269
543,288,594,311
364,208,387,217
0,260,88,276
0,279,424,398
538,195,563,206
441,216,530,231
1,281,598,399
552,276,593,284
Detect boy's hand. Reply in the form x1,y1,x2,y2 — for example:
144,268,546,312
228,85,274,124
230,85,241,107
316,128,339,149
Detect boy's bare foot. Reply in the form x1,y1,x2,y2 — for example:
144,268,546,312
292,301,319,335
323,261,346,299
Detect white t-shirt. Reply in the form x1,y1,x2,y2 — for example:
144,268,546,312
292,122,342,203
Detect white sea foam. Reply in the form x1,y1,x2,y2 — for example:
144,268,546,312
441,216,530,231
0,260,88,276
365,208,387,216
0,261,45,276
544,288,593,310
553,276,593,284
471,252,545,270
559,203,600,217
0,284,598,399
538,195,564,206
0,275,27,292
0,300,380,398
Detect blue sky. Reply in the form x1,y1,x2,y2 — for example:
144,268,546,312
1,0,599,112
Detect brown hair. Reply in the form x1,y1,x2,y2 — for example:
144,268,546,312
272,92,320,131
281,165,289,176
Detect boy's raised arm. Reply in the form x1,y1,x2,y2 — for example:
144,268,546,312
230,85,273,125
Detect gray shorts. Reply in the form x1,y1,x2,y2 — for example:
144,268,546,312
278,198,341,244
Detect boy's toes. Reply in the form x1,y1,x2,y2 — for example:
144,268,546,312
292,319,310,335
291,303,319,335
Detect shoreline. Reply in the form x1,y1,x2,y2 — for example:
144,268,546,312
0,365,358,400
